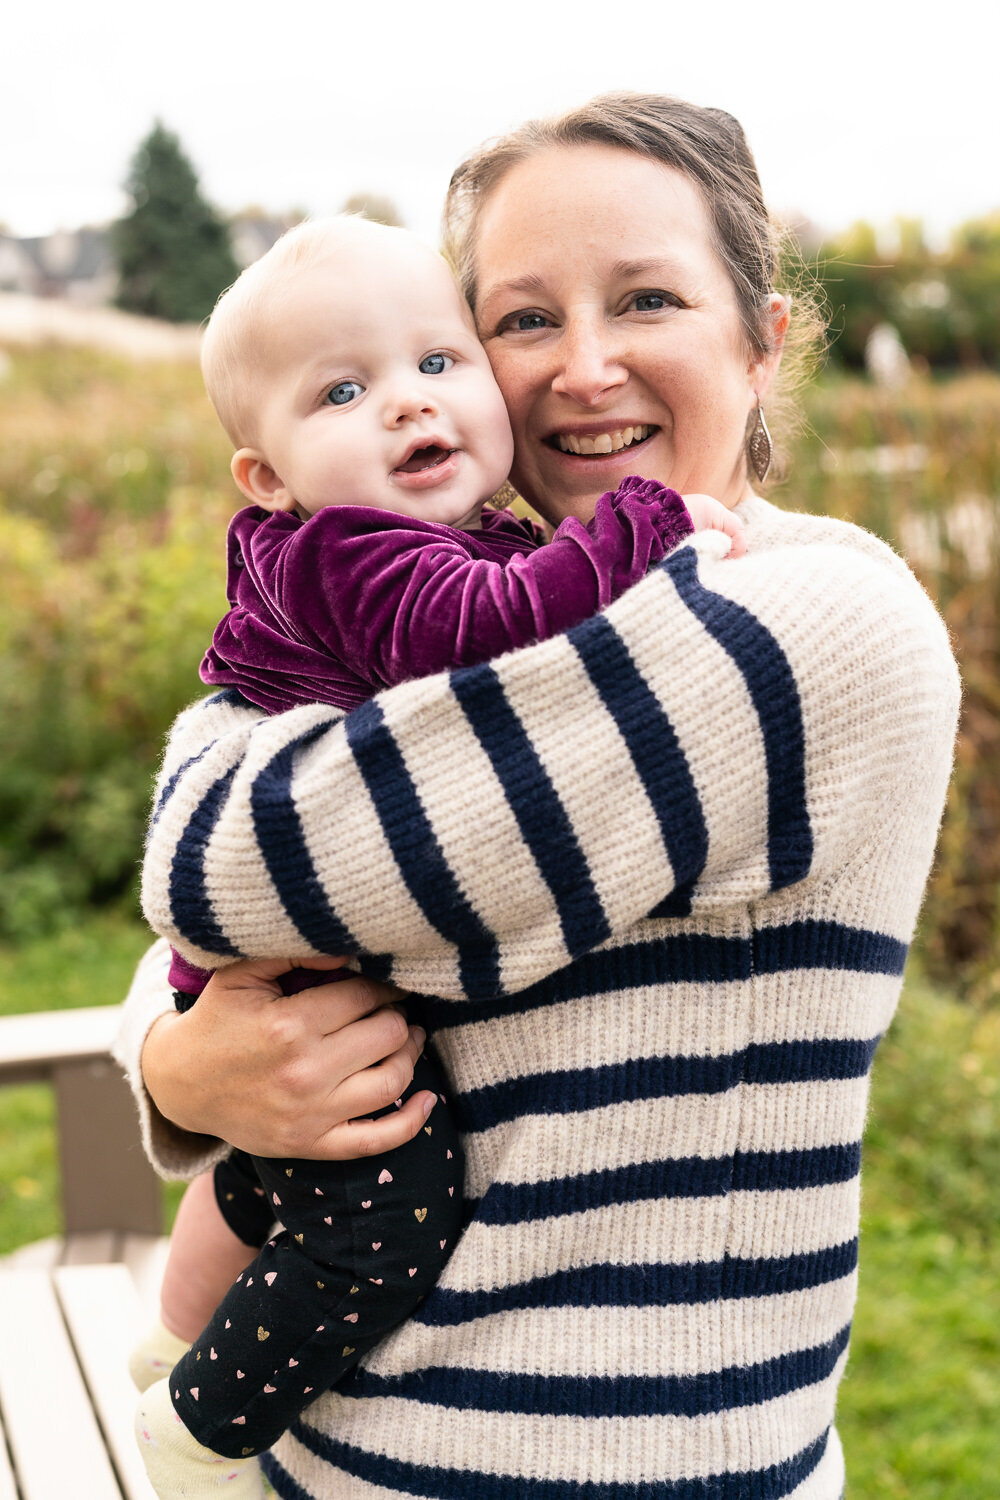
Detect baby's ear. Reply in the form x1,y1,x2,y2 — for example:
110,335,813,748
231,449,297,512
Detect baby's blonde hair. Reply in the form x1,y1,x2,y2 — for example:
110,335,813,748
201,216,405,447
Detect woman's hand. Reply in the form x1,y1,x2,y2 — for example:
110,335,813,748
140,956,433,1160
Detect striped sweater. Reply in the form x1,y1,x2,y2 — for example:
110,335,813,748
119,493,959,1500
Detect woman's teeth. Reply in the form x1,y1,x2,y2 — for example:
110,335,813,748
555,425,651,456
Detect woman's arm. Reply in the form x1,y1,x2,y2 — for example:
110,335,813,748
143,522,960,1001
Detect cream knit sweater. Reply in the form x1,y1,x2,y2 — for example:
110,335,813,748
119,494,959,1499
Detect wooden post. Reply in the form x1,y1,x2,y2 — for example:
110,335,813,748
54,1057,162,1236
0,1007,163,1240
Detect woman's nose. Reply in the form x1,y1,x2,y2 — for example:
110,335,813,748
550,322,627,406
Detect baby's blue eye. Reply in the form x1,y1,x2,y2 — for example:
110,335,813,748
326,380,364,406
419,353,453,375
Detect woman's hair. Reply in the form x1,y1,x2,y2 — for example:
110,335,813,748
442,92,825,479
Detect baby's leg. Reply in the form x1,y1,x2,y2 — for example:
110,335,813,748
144,1051,464,1466
131,1156,271,1393
162,1157,274,1341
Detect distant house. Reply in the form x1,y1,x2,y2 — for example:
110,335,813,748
0,213,294,306
229,213,294,270
0,228,117,304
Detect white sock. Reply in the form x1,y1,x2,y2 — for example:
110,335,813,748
135,1377,266,1499
129,1317,193,1392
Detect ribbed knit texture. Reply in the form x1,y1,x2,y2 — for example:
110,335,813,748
120,495,960,1499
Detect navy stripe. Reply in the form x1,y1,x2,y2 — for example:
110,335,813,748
664,546,812,890
650,882,696,918
250,721,358,954
168,765,240,956
202,687,256,710
568,613,708,897
451,663,610,957
755,919,907,976
416,1240,859,1326
419,919,902,1030
745,1035,880,1084
151,740,217,826
358,952,393,983
152,691,257,826
269,1429,830,1500
732,1143,861,1192
458,1037,879,1134
345,697,500,997
342,1323,850,1418
472,1143,861,1226
421,932,752,1028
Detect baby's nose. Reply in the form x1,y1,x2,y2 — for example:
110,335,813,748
387,389,439,426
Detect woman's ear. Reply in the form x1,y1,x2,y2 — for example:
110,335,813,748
231,449,297,512
749,293,791,402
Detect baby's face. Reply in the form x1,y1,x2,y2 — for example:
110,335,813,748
246,236,514,527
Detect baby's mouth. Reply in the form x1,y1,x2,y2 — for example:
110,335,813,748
547,424,657,456
393,445,455,474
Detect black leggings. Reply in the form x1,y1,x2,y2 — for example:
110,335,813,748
169,1050,464,1459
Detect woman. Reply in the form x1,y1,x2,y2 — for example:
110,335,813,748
120,94,959,1498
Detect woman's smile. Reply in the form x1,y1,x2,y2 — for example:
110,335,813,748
547,421,656,456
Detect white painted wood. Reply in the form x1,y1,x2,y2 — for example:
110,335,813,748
0,1269,122,1498
61,1232,119,1267
121,1236,169,1317
54,1266,157,1500
0,1008,122,1083
0,1236,61,1272
0,1415,19,1500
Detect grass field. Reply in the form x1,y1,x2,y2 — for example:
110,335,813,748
0,915,997,1495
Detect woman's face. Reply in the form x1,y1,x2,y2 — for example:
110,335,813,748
473,143,786,525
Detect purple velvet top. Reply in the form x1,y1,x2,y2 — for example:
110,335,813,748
200,476,693,714
169,476,693,992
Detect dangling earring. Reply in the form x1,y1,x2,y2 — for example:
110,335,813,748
747,400,772,484
488,481,519,510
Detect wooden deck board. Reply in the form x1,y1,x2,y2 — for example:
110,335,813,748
0,1269,123,1498
0,1420,18,1500
54,1265,158,1500
0,1008,123,1085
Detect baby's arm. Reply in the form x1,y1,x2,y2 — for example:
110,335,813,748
292,477,705,685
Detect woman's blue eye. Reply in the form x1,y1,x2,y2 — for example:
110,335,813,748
514,312,548,331
326,380,363,406
419,353,453,375
633,293,672,312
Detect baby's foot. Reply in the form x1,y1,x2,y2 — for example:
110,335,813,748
128,1317,193,1392
135,1378,266,1499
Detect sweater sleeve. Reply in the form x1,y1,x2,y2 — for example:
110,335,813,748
274,479,692,686
111,936,232,1180
141,524,959,1002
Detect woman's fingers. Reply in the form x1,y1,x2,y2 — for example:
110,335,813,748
312,997,420,1080
319,1024,426,1122
312,1091,438,1162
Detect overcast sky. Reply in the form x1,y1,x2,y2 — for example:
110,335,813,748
5,0,996,248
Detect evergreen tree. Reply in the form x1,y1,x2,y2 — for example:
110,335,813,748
114,122,238,324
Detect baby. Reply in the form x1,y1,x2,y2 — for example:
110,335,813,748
134,215,745,1499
